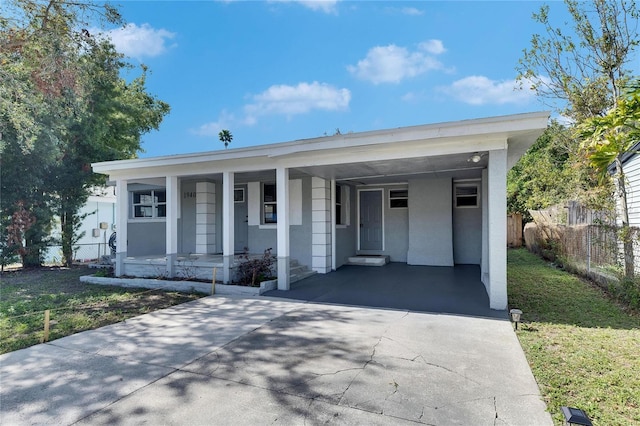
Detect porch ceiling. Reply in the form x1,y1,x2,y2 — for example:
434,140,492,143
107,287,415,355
295,151,486,185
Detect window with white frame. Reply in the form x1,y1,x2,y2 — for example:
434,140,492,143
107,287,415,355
454,184,479,208
335,184,351,226
132,190,166,218
262,183,277,223
389,189,408,208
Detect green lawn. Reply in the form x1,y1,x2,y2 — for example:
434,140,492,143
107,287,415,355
0,266,204,354
508,248,640,426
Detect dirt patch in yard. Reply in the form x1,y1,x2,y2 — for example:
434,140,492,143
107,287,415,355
0,266,205,354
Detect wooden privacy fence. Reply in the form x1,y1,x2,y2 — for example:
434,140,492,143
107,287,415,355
507,213,523,248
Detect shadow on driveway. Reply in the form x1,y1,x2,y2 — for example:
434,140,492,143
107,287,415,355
265,263,507,319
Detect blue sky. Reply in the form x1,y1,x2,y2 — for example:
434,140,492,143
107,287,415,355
102,1,573,158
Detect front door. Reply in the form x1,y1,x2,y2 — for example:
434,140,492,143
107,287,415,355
359,190,383,250
234,186,248,253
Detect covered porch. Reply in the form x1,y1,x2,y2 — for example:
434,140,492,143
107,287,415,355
263,263,505,319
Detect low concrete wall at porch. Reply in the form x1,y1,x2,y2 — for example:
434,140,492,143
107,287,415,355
81,275,277,295
122,257,224,281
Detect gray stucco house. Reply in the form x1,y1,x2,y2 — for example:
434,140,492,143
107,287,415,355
92,112,549,310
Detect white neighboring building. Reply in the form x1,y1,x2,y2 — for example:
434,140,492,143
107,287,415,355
44,187,117,263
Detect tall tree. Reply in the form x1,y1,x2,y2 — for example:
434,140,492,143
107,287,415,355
218,129,232,149
517,0,639,122
0,0,170,266
511,0,639,215
578,85,640,278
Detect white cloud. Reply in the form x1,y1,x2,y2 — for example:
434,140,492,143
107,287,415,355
102,23,176,59
418,39,446,55
193,82,351,135
244,81,351,122
191,110,236,137
268,0,339,14
347,40,446,84
439,76,537,105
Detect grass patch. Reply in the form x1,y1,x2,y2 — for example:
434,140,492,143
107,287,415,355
0,266,204,354
508,248,640,425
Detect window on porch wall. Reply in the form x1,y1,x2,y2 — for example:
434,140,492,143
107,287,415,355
389,189,408,209
132,190,166,218
263,183,277,224
335,184,350,226
454,184,480,208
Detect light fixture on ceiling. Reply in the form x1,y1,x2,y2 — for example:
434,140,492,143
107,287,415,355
467,152,484,163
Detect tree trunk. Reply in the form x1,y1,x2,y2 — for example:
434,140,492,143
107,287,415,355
615,157,635,279
22,237,42,267
61,210,74,267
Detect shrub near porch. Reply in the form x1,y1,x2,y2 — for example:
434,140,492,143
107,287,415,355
507,248,640,426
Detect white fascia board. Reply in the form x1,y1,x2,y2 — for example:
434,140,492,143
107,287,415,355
92,111,549,179
277,136,508,169
103,156,281,181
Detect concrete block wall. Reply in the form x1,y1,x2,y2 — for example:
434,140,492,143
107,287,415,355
195,182,216,254
311,177,331,273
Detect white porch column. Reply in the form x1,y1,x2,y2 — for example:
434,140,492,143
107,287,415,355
166,176,179,278
195,182,216,254
488,149,508,310
115,179,128,277
312,177,332,273
276,167,290,290
330,179,337,271
481,168,489,287
222,172,235,284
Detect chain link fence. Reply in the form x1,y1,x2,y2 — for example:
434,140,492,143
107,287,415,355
524,222,640,283
43,243,111,265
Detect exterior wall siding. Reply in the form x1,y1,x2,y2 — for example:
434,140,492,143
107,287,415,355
127,222,165,257
407,178,454,266
180,181,197,254
453,181,482,265
623,154,640,227
246,177,312,268
335,184,357,268
382,185,409,262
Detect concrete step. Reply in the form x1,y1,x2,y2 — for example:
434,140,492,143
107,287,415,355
289,259,300,268
289,264,309,275
347,255,390,267
288,258,316,283
290,270,317,284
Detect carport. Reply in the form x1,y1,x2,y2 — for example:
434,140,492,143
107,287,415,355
263,263,507,319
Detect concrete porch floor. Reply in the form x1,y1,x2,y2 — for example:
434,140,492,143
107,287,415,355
264,263,507,319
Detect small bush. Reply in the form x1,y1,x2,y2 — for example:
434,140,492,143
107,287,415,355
615,278,640,310
234,248,275,287
93,268,113,278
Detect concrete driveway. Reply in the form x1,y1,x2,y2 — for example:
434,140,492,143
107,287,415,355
0,295,552,425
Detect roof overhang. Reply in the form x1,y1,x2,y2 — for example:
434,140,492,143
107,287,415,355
92,111,550,183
